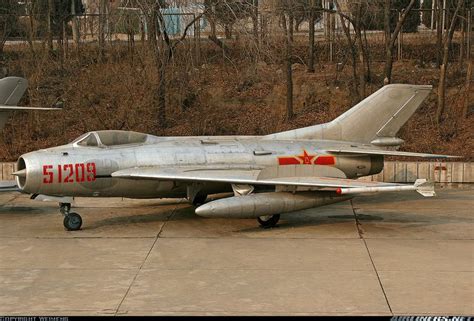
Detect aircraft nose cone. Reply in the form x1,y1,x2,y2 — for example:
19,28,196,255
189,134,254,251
12,169,26,178
15,153,41,193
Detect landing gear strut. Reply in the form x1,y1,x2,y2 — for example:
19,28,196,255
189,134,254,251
257,214,280,228
60,202,82,231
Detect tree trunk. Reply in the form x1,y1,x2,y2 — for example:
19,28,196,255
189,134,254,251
437,0,463,124
71,0,80,48
282,14,293,121
354,3,365,98
210,3,217,39
157,59,166,127
224,25,232,39
384,0,416,84
288,12,294,43
335,0,360,102
308,3,315,73
98,0,106,61
383,0,391,84
459,4,465,64
147,9,157,53
27,6,35,53
47,0,54,53
62,18,67,61
436,0,443,68
463,60,472,118
151,6,168,128
252,0,259,45
362,29,371,83
356,29,366,98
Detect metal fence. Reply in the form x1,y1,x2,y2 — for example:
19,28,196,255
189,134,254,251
2,7,473,63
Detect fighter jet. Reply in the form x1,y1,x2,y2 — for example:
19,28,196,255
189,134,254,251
12,83,458,230
0,77,60,190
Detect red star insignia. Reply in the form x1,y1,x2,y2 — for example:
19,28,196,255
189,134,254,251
296,150,316,165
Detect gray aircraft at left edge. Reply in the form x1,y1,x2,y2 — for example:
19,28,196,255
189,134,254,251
0,77,60,191
7,77,460,231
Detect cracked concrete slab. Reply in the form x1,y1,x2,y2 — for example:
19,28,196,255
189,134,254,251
0,185,472,316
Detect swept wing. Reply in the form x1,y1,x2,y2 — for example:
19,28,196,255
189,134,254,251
111,166,434,196
326,147,460,158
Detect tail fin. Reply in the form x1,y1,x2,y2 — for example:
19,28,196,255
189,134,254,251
0,77,59,132
265,84,432,144
0,77,28,106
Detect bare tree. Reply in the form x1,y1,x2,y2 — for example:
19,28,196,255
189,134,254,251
138,0,206,128
462,60,472,118
437,0,463,124
252,0,259,45
47,0,54,52
353,2,368,97
435,0,443,67
307,0,318,73
383,0,417,84
281,13,293,121
276,1,297,121
0,1,19,56
98,0,107,61
334,0,361,102
71,0,80,48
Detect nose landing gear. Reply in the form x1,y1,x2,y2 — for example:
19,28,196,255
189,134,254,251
60,203,82,231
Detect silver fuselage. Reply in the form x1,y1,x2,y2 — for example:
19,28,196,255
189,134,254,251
16,135,383,198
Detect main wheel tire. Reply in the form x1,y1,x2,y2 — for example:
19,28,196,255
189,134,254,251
63,212,82,231
257,214,280,228
192,193,208,206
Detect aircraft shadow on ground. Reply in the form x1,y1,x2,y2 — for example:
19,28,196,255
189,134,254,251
1,198,468,232
0,206,45,214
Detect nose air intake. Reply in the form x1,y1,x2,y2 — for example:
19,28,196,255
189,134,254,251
14,157,27,189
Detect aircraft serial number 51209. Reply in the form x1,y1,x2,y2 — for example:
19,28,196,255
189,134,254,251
6,77,459,231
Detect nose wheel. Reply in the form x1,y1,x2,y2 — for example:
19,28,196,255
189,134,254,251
63,213,82,231
60,203,82,231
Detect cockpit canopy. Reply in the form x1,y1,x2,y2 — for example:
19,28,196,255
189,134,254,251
72,130,149,147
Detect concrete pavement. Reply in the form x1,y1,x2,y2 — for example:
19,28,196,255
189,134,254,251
0,185,472,315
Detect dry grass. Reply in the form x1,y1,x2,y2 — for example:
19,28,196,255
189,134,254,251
0,41,472,161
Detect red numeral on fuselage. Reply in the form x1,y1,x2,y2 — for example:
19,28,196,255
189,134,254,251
42,163,96,184
43,165,53,184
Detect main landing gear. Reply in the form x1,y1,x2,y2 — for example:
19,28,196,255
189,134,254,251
257,214,280,228
192,193,208,206
60,202,82,231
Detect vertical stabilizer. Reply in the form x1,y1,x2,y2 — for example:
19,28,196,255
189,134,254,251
0,77,28,106
265,84,432,144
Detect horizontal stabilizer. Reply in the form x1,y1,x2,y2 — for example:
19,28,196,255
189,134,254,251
0,77,61,132
0,105,60,111
0,180,19,192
